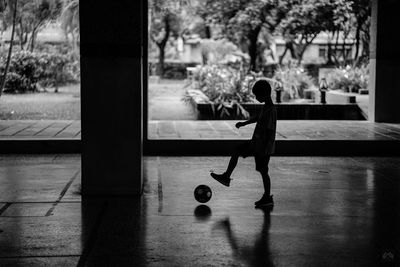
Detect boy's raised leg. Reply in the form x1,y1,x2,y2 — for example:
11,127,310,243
210,154,238,187
225,153,239,177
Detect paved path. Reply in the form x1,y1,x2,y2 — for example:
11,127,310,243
1,120,399,155
0,120,80,139
1,120,400,141
149,120,400,141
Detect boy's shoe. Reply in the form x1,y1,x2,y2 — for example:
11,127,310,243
255,194,274,207
210,172,231,187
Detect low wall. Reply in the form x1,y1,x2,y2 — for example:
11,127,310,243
193,102,365,120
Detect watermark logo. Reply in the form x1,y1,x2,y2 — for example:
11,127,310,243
382,251,395,262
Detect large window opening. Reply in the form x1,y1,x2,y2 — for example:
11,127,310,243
147,0,371,141
0,0,80,139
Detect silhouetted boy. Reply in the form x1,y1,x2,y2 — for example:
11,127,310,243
211,79,277,207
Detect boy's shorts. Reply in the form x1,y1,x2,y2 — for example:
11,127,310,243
236,141,270,172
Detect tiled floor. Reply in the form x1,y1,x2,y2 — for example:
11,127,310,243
1,120,400,141
149,120,400,140
0,120,80,139
1,155,400,266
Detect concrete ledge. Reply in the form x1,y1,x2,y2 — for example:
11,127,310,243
326,91,356,104
0,139,81,154
0,138,399,156
144,139,400,156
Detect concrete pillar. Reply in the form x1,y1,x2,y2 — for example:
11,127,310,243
369,0,400,122
80,1,143,195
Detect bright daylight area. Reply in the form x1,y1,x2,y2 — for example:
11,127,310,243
148,0,370,124
0,0,79,121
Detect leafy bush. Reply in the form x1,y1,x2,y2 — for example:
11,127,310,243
272,66,316,99
3,72,23,93
8,51,41,92
186,64,317,118
186,64,264,118
325,65,369,92
0,50,80,93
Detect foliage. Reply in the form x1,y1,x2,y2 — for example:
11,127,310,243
278,0,352,64
272,65,316,99
149,0,191,75
197,0,371,68
3,72,22,93
186,64,259,118
2,0,63,51
197,0,291,71
1,50,79,93
60,0,79,54
325,64,369,92
349,0,371,65
186,63,317,117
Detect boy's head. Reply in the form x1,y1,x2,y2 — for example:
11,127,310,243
252,79,272,103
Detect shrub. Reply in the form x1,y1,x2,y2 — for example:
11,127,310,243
8,51,41,92
186,64,265,118
3,72,23,93
0,50,80,93
272,65,316,99
186,63,318,118
326,65,369,92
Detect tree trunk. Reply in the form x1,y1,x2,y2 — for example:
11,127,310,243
0,0,17,99
279,40,296,65
297,35,317,65
248,26,261,72
157,44,165,76
29,19,45,52
156,13,170,77
17,20,25,50
204,25,211,39
326,33,334,65
297,46,306,65
29,30,37,52
279,46,288,65
354,22,361,65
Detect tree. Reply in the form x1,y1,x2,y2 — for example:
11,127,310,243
279,0,352,65
3,0,62,51
0,0,17,99
149,0,189,76
60,0,79,56
350,0,370,66
197,0,291,71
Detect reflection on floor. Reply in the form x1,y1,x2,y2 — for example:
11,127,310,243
0,155,399,266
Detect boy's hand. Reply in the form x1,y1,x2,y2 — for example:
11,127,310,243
235,122,244,129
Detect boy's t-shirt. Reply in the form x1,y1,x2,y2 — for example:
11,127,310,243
251,104,277,155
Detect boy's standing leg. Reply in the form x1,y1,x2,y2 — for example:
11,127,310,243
259,158,271,196
255,155,274,207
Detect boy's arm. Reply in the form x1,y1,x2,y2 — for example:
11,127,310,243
235,116,258,128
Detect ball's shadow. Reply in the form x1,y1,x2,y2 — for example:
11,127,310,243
194,205,212,221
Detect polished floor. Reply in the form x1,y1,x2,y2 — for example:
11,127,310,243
0,155,399,266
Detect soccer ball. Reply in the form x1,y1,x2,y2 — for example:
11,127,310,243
194,185,212,203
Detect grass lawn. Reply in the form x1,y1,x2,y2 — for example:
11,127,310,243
149,78,196,120
0,84,80,120
0,79,195,120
